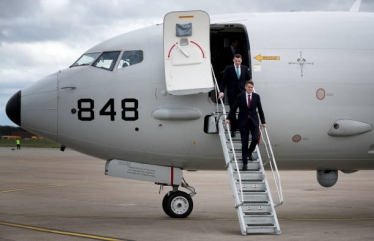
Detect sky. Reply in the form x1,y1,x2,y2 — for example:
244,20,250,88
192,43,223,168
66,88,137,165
1,0,374,126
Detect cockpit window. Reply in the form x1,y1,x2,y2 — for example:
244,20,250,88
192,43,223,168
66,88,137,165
71,52,100,67
92,51,121,71
117,50,143,69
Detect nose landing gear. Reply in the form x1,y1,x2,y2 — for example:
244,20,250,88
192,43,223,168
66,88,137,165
159,178,196,218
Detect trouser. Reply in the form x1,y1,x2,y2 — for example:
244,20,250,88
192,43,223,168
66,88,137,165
239,120,259,164
228,92,240,132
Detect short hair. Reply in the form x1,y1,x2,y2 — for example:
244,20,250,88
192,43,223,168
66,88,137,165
245,80,254,86
233,54,242,59
230,38,238,44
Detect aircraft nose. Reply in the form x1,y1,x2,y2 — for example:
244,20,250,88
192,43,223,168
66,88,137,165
6,90,21,126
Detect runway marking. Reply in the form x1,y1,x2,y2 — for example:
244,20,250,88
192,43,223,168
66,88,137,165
0,221,132,241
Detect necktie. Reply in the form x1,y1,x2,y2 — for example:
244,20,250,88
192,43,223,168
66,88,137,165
247,94,251,108
236,66,240,79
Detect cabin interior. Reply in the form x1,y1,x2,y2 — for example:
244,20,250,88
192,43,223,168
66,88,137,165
209,24,250,103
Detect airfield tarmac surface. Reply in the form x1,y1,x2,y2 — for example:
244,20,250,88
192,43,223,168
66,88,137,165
0,147,373,241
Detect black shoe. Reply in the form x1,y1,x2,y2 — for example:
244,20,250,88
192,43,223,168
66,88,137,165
231,131,236,138
248,155,253,161
241,164,248,171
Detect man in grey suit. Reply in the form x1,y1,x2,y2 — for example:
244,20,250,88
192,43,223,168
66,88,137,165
225,80,266,171
219,54,251,137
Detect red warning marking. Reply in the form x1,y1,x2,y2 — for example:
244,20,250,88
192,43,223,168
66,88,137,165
190,41,205,58
167,44,177,58
167,41,205,58
170,167,174,185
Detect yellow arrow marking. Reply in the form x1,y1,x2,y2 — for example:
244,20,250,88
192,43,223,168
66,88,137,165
254,54,280,62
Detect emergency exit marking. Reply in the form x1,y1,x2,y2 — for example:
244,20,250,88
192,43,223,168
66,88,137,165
254,54,280,62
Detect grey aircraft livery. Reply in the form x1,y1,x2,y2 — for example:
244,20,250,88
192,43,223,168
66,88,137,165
6,1,374,235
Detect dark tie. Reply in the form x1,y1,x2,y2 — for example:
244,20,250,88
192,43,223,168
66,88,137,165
247,94,251,119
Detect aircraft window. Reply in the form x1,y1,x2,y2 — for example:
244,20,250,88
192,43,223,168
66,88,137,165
117,50,143,69
92,51,121,71
71,52,100,67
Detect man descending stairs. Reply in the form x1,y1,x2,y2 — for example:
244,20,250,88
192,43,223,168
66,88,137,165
211,66,283,235
218,116,283,235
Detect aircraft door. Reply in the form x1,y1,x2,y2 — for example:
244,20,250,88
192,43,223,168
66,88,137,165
163,11,214,95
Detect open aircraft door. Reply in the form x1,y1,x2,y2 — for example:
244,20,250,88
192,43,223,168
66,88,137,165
163,11,214,95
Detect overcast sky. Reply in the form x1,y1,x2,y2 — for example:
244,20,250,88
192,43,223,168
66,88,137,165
1,0,374,126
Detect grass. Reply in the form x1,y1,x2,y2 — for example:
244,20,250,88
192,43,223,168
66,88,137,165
0,139,61,148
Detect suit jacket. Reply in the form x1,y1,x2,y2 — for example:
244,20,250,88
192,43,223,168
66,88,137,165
220,65,250,98
220,46,235,70
227,92,266,128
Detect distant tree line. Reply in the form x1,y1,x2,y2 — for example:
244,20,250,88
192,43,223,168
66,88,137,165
0,125,28,137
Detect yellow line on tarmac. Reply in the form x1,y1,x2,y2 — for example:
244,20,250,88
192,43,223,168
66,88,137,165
0,221,131,241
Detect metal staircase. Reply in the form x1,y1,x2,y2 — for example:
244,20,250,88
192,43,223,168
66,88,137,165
218,118,282,235
211,66,283,235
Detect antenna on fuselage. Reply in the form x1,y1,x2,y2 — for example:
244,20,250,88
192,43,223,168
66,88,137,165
349,0,361,12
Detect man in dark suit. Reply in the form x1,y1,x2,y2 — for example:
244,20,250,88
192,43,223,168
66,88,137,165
225,80,266,171
219,54,251,137
220,38,239,72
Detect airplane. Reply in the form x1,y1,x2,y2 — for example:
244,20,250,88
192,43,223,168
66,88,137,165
5,3,374,222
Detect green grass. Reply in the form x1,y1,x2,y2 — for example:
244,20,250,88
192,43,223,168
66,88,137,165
0,139,61,148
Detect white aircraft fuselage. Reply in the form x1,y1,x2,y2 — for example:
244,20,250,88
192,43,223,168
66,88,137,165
6,11,374,172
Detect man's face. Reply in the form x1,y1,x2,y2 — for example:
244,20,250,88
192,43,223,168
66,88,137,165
245,83,254,94
233,57,242,66
232,40,238,48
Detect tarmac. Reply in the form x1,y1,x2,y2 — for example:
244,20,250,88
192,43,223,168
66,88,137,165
0,147,373,241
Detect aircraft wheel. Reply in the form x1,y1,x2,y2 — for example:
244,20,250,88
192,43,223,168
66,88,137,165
166,191,193,218
162,192,172,217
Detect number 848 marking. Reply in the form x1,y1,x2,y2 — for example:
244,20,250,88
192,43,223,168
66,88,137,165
76,98,138,121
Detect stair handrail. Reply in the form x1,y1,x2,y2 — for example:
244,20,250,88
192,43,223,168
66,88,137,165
253,87,283,207
260,127,283,207
211,66,244,205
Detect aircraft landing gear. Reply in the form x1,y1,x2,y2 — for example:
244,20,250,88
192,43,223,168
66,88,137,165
159,178,196,218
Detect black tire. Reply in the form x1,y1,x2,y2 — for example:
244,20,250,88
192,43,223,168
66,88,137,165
162,192,172,217
166,191,193,218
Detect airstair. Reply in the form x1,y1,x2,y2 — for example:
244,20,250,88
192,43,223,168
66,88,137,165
212,68,283,235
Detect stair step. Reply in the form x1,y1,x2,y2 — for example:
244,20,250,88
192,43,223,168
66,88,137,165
228,152,259,161
231,162,260,171
234,172,264,181
242,204,273,214
242,192,269,203
226,141,242,150
246,224,277,234
244,215,275,224
236,182,266,191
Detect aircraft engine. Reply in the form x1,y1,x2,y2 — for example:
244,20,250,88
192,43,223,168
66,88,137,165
316,170,338,187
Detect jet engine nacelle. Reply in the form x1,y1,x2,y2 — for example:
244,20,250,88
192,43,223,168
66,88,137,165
316,170,338,188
